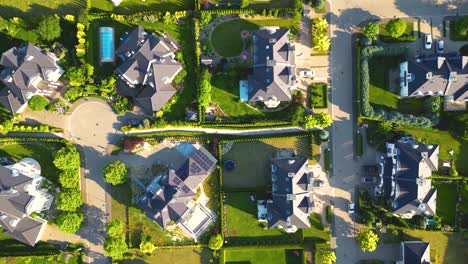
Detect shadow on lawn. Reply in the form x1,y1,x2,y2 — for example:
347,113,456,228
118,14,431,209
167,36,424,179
0,1,85,18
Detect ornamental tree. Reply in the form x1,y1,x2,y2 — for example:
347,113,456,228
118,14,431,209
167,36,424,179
58,169,80,189
36,15,61,42
356,230,379,252
321,249,336,264
362,22,379,41
53,145,80,170
102,161,128,185
55,188,82,211
385,18,407,38
208,234,223,251
304,113,333,129
28,95,49,111
56,211,84,233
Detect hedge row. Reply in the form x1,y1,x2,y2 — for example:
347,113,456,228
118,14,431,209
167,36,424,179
0,240,60,257
200,7,296,15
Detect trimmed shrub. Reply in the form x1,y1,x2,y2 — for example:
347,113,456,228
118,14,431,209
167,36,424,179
28,95,49,111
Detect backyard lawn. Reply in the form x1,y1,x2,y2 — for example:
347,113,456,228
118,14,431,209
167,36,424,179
119,248,211,264
0,0,83,17
0,142,64,184
90,0,193,13
211,19,259,57
222,247,303,264
403,230,468,264
433,182,457,225
379,21,415,43
222,136,310,190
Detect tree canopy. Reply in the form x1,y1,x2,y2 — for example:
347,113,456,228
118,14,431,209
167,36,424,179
304,113,333,129
53,145,80,170
208,234,223,251
36,16,61,42
139,233,156,254
28,95,49,111
356,230,379,252
104,220,128,260
385,18,407,38
66,66,87,87
198,69,212,108
102,161,128,185
321,249,336,264
56,211,84,234
363,22,379,41
58,169,80,189
312,34,331,51
55,188,82,211
106,220,125,237
241,0,249,8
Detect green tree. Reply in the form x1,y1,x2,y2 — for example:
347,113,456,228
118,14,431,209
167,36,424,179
356,230,379,252
28,95,49,111
106,220,124,237
362,22,379,41
312,34,331,51
56,211,84,233
314,18,328,32
104,220,128,260
241,0,249,8
200,12,212,28
208,234,223,251
53,145,80,170
163,12,173,25
58,169,80,189
304,113,333,129
321,249,336,264
385,18,407,38
102,160,128,185
66,66,87,87
198,69,212,108
36,15,61,42
139,233,156,254
55,188,82,211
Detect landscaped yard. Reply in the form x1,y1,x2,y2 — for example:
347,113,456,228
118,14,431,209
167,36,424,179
222,247,303,264
302,213,330,242
90,0,193,13
433,182,457,225
209,0,293,9
403,230,468,264
379,21,415,43
0,142,64,184
0,0,84,18
315,242,332,264
222,136,310,190
309,83,328,109
119,248,211,264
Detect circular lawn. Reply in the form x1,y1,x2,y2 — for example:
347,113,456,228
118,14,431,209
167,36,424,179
211,19,259,57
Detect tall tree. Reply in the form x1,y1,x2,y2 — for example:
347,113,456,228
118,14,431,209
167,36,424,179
36,15,62,42
321,249,336,264
198,69,212,108
304,113,333,129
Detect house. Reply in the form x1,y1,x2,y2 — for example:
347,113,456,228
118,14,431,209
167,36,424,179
115,27,182,113
0,158,54,246
0,43,65,113
399,55,468,110
245,27,296,108
397,241,431,264
139,142,217,240
378,137,438,219
258,156,311,233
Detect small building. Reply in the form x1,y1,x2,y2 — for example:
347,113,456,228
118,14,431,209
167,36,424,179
379,137,438,219
139,142,217,240
258,156,311,233
397,241,431,264
244,27,296,108
0,43,65,113
115,27,183,114
0,158,54,246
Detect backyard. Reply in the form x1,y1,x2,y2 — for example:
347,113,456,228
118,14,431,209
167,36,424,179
222,247,303,264
433,182,458,225
222,136,310,190
0,0,84,18
90,0,193,13
119,248,211,264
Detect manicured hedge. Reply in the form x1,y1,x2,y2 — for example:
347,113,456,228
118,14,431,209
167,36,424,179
0,239,60,256
326,205,333,224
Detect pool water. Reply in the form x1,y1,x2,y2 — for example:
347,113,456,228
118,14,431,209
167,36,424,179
239,80,248,102
99,27,115,63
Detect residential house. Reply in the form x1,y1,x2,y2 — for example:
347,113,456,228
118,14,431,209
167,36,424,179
0,158,54,246
378,137,438,219
0,43,64,113
399,55,468,110
244,27,296,108
139,142,217,240
258,156,311,233
115,26,182,113
397,241,431,264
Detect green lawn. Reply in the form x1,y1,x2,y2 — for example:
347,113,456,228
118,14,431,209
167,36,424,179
309,83,328,109
0,254,80,264
0,142,64,184
0,0,84,18
310,143,321,165
209,0,292,8
211,19,259,57
119,248,211,264
450,18,468,41
434,182,457,225
460,183,468,228
223,247,303,264
302,213,330,242
403,230,468,264
222,136,310,190
90,0,193,13
379,21,415,43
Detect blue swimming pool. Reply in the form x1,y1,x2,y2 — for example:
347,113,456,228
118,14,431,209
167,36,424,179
239,80,248,102
99,27,115,63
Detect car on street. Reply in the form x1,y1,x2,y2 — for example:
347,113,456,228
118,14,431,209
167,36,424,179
437,40,444,54
298,69,315,78
348,202,355,214
424,34,432,50
361,176,377,184
313,180,324,187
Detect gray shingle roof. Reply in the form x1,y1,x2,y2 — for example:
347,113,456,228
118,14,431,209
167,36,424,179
403,241,431,264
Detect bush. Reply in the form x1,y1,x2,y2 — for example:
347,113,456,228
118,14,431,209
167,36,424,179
104,220,128,260
326,205,333,223
385,18,407,38
55,188,82,211
53,145,80,170
208,234,223,251
36,15,61,42
313,0,325,9
56,211,84,233
58,169,80,189
453,16,468,40
102,160,128,185
362,22,378,41
28,95,49,111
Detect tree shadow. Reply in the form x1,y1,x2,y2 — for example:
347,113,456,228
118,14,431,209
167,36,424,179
394,0,468,20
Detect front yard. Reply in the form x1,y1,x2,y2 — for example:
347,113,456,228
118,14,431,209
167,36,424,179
222,247,303,264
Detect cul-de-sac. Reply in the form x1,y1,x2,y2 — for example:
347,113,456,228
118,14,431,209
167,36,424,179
0,0,467,263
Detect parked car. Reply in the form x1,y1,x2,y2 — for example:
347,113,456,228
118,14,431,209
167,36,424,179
348,202,355,214
361,176,377,184
313,180,324,187
424,34,432,50
298,69,315,77
436,40,444,54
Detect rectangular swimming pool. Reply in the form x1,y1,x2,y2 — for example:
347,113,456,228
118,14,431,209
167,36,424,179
99,27,115,63
239,80,248,102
